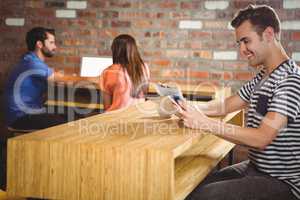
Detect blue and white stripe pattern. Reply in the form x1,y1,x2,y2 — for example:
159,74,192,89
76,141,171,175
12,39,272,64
238,59,300,199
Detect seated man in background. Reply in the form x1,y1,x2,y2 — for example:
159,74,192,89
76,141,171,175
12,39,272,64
5,26,97,131
1,26,98,191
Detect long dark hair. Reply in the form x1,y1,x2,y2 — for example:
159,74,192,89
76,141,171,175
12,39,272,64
111,34,148,97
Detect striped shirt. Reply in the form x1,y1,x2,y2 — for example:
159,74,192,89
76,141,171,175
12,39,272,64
238,59,300,199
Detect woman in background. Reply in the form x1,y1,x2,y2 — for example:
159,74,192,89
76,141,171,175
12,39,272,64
99,34,150,111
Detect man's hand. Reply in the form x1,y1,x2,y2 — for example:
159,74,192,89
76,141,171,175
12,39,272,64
174,101,211,130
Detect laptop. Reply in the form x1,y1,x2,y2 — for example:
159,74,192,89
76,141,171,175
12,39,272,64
80,56,113,77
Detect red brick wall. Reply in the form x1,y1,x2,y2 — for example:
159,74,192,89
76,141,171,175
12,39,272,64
1,0,300,91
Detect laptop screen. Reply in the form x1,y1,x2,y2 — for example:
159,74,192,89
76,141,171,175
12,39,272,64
80,57,113,77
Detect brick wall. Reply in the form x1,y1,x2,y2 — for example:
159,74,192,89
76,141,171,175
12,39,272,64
1,0,300,91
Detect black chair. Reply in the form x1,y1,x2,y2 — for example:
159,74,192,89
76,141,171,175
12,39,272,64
7,127,35,137
1,127,36,191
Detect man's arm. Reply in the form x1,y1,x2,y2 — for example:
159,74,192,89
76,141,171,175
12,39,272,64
179,103,287,149
48,70,99,85
198,94,248,116
210,111,286,149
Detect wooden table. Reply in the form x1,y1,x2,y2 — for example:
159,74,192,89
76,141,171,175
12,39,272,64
46,81,231,110
6,99,243,200
0,189,24,200
54,80,230,98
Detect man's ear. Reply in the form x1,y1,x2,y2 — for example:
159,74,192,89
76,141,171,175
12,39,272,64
263,27,275,42
36,40,43,49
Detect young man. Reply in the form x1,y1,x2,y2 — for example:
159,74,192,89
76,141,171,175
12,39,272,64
177,5,300,200
4,27,97,131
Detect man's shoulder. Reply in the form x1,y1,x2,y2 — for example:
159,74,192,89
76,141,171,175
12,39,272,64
284,59,300,75
22,52,48,69
278,69,300,88
23,52,39,62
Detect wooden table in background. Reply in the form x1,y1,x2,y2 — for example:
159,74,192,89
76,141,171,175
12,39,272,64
55,80,231,98
6,98,243,200
46,81,231,110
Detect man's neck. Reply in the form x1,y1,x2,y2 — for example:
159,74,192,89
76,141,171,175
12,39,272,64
264,44,289,75
34,50,45,62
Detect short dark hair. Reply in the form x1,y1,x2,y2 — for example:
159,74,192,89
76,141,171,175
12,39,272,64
26,27,55,51
231,4,280,36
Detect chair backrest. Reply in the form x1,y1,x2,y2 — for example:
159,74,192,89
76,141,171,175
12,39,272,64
7,127,35,137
